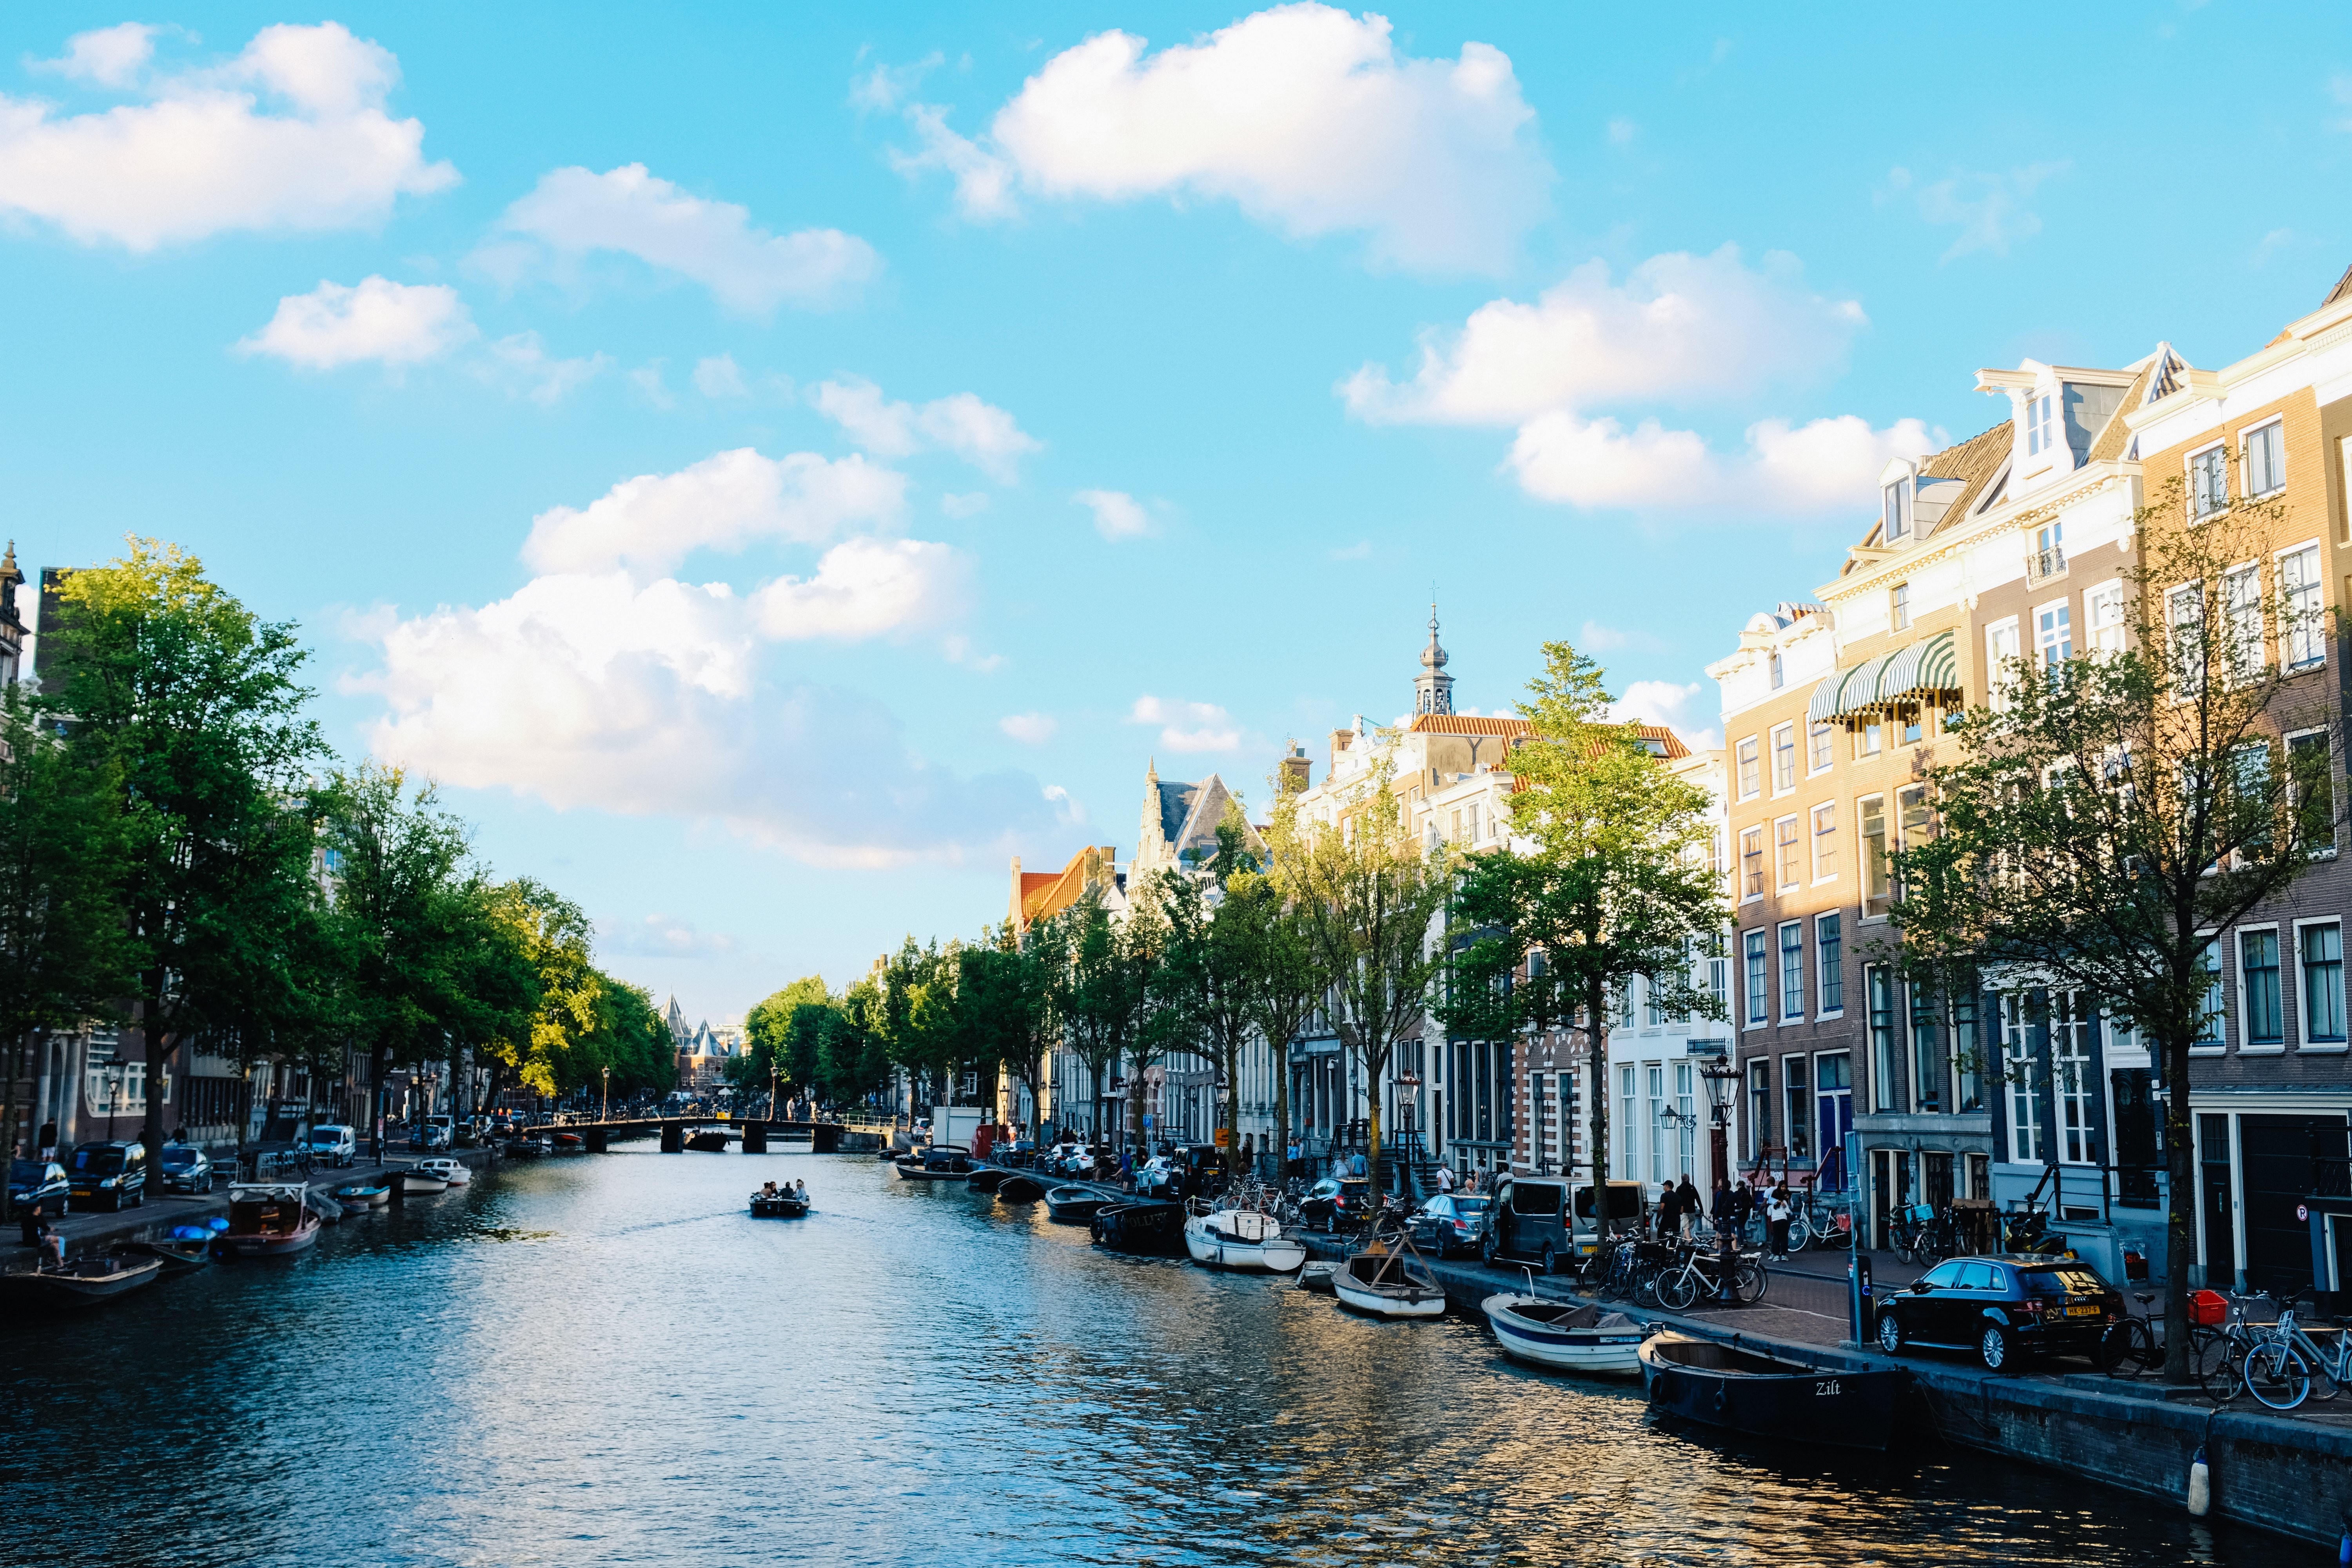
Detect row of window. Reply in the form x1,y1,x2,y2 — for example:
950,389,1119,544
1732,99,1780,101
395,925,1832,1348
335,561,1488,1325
1734,711,1954,803
1617,1060,1698,1184
2190,418,2287,520
2190,919,2348,1053
1737,787,1928,912
2162,544,2328,686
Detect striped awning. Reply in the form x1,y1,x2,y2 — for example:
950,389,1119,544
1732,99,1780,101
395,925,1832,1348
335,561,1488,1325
1804,630,1960,722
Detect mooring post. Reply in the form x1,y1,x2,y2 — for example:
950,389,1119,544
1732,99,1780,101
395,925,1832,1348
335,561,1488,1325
585,1125,608,1154
742,1120,768,1153
660,1120,683,1153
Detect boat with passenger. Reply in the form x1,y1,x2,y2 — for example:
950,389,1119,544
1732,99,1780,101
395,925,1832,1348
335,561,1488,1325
1183,1199,1306,1272
750,1182,809,1217
1482,1292,1645,1375
1638,1330,1905,1450
218,1183,323,1257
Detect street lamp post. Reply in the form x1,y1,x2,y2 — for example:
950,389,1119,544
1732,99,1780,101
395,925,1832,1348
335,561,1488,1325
1700,1056,1741,1304
601,1067,611,1125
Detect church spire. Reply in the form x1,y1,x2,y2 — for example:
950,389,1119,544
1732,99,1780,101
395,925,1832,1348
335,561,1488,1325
1414,600,1453,717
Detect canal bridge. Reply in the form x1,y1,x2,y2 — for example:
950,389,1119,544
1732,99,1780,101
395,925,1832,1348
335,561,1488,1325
519,1118,884,1154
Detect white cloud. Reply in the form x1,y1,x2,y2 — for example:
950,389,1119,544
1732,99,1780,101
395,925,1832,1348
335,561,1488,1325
1075,488,1152,540
1342,247,1867,425
1508,411,1938,515
488,163,878,315
812,377,1041,481
237,276,473,369
600,913,736,956
522,448,907,577
1609,679,1719,751
694,353,748,398
1000,711,1057,744
1328,539,1372,561
0,22,456,250
352,570,1050,868
630,361,674,407
1881,162,2069,262
2253,227,2294,267
31,23,157,88
941,491,990,518
1578,620,1660,653
751,537,971,641
1129,694,1240,753
886,4,1549,273
475,331,610,405
850,53,944,114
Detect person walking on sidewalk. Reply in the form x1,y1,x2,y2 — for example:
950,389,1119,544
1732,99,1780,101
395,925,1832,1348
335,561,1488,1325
1653,1180,1680,1240
1675,1174,1702,1241
1765,1185,1793,1259
1434,1163,1454,1196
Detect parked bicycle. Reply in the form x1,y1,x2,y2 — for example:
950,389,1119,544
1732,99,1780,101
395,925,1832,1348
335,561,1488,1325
1787,1192,1854,1252
1653,1241,1769,1310
2193,1290,2277,1403
2234,1290,2352,1410
1884,1201,1947,1267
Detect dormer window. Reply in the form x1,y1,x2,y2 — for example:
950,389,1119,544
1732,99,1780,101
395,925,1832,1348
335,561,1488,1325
1882,478,1912,541
2025,393,2055,456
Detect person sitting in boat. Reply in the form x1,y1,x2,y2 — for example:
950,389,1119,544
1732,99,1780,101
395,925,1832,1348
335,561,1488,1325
762,1181,779,1198
792,1179,807,1198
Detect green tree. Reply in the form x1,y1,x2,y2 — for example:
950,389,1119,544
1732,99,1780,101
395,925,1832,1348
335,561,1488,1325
1153,806,1265,1177
1890,494,2331,1382
579,975,673,1106
482,877,600,1099
1438,642,1724,1212
46,539,332,1167
736,975,830,1096
0,688,138,1180
1272,753,1454,1201
830,979,893,1109
1047,891,1149,1149
955,932,1053,1134
1225,792,1326,1182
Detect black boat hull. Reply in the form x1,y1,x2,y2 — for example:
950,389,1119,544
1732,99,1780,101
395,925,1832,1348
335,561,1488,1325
967,1168,1011,1192
995,1175,1045,1202
1639,1333,1903,1451
1089,1201,1186,1256
1044,1189,1108,1223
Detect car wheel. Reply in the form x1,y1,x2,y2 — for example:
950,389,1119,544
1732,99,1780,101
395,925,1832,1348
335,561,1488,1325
1876,1310,1906,1356
1980,1322,2016,1372
1540,1243,1557,1276
1323,1213,1336,1235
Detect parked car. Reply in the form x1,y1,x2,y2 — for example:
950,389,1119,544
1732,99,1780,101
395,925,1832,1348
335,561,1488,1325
424,1114,455,1149
1299,1175,1372,1233
1410,1193,1494,1257
307,1125,358,1167
65,1140,147,1211
158,1144,214,1194
1873,1254,2126,1371
8,1158,69,1212
1485,1174,1571,1272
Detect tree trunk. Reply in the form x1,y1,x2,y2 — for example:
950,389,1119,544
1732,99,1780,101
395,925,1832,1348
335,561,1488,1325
1274,1027,1292,1190
139,969,167,1169
1220,1034,1241,1184
2161,1027,2197,1383
1366,1050,1384,1204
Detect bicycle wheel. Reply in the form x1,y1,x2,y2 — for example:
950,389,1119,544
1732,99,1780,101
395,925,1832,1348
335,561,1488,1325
2245,1341,2312,1410
2099,1318,2155,1377
1655,1266,1699,1312
1786,1217,1811,1254
1735,1258,1768,1305
2191,1330,2243,1401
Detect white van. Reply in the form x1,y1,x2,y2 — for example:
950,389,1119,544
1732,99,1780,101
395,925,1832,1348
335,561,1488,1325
307,1125,358,1168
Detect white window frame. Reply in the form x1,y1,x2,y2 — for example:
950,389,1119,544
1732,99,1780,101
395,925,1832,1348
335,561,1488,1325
1739,825,1764,904
1778,920,1805,1022
2242,416,2286,500
1807,719,1835,775
1770,722,1797,796
2235,921,2285,1055
1809,800,1838,884
2277,540,2325,671
1985,617,2021,710
1814,910,1844,1019
1774,813,1802,893
1891,582,1910,632
1736,735,1761,800
2287,725,2337,860
2033,595,2073,670
2168,583,2206,696
2085,579,2126,655
2293,916,2348,1053
2188,441,2230,520
1742,929,1769,1028
2191,929,2227,1054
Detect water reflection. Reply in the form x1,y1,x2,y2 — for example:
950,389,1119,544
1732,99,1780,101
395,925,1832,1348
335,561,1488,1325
0,1151,2272,1566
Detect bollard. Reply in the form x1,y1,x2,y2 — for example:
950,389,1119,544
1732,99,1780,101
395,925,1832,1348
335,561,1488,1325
659,1120,684,1154
742,1121,767,1154
813,1122,840,1154
584,1125,608,1154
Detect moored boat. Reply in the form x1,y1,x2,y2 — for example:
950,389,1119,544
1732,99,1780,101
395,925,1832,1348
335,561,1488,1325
1482,1294,1645,1376
967,1167,1011,1192
396,1167,450,1194
1298,1260,1339,1294
414,1158,470,1186
895,1146,974,1181
133,1232,216,1273
335,1181,392,1212
1184,1201,1307,1272
995,1174,1045,1203
1637,1331,1905,1451
1089,1199,1186,1256
5,1252,163,1308
1332,1240,1447,1318
218,1183,323,1257
1043,1186,1109,1223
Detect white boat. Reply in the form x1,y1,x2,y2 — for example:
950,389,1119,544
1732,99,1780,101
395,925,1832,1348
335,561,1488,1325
1481,1292,1645,1376
414,1158,470,1187
1332,1242,1447,1319
396,1167,450,1194
1183,1201,1307,1272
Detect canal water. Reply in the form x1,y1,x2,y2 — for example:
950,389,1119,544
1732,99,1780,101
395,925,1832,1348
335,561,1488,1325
0,1149,2281,1566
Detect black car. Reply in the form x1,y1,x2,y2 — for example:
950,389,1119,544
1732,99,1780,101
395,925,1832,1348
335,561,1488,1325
1873,1254,2125,1371
65,1140,148,1212
1409,1193,1494,1257
7,1158,69,1212
158,1144,214,1194
1298,1176,1372,1233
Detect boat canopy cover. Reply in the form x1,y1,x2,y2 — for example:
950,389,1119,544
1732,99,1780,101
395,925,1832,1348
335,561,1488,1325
1804,629,1959,723
229,1183,307,1201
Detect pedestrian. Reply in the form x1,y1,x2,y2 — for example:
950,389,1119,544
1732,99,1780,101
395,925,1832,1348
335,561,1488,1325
1654,1180,1680,1240
1710,1175,1734,1236
1766,1185,1792,1259
1730,1179,1756,1241
1350,1150,1367,1178
17,1196,42,1248
1677,1174,1702,1240
1434,1163,1454,1196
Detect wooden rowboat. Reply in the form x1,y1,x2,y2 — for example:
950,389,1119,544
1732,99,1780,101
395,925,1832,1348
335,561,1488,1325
218,1183,323,1258
1638,1331,1906,1451
1482,1293,1645,1376
5,1253,164,1309
1332,1237,1446,1318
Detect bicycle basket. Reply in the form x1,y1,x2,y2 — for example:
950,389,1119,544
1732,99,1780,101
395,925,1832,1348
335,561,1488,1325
1900,1202,1935,1225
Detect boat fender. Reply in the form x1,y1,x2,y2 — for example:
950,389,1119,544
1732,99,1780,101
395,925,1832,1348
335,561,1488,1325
1713,1387,1729,1415
2339,1526,2350,1566
2185,1442,2210,1518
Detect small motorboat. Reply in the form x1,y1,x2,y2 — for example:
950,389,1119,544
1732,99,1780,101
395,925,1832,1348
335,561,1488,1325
396,1167,450,1195
749,1188,810,1217
218,1183,323,1257
995,1174,1046,1203
505,1136,544,1158
552,1131,586,1153
1043,1186,1109,1224
967,1167,1011,1192
1483,1293,1646,1376
414,1158,471,1187
1089,1200,1187,1256
1333,1237,1446,1318
1184,1201,1307,1272
1638,1331,1906,1451
134,1230,216,1273
1298,1260,1339,1295
686,1130,730,1153
895,1146,974,1181
335,1181,392,1212
4,1253,163,1309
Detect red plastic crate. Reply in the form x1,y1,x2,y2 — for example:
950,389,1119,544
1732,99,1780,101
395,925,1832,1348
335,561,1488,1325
2189,1289,2227,1327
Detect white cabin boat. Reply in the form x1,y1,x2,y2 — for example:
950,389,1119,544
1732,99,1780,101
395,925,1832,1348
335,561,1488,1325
1183,1202,1307,1272
414,1158,470,1187
1481,1293,1645,1376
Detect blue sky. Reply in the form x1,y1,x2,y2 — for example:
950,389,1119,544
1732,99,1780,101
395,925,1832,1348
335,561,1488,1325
2,4,2345,1022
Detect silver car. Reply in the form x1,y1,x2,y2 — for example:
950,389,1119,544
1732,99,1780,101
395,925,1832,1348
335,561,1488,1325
158,1144,214,1194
